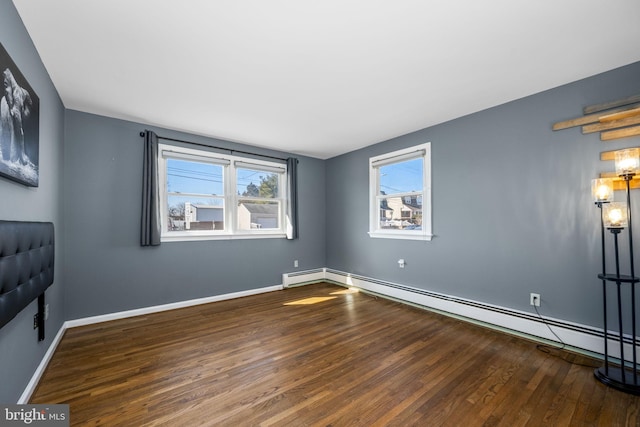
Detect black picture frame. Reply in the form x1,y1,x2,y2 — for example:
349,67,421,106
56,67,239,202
0,42,39,187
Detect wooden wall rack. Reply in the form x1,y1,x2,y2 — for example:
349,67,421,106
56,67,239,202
553,94,640,141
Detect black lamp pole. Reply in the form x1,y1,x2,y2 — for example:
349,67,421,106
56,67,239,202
595,172,640,394
624,174,638,385
611,226,626,385
597,201,609,376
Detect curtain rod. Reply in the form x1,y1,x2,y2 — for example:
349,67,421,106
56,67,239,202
140,131,289,162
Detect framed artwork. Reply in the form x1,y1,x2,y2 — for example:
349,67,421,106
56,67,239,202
0,42,39,187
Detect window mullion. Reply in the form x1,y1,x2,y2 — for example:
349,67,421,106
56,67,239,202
275,171,283,230
378,191,422,199
159,156,169,234
167,192,223,199
226,164,235,233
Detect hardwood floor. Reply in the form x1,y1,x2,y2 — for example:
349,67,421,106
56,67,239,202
31,282,640,426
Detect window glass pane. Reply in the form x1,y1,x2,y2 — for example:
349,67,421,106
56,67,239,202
167,159,224,195
167,195,224,232
370,143,431,240
379,158,423,195
237,200,280,230
237,168,279,198
379,196,422,230
160,143,289,239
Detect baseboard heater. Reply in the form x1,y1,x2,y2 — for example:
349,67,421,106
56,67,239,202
283,268,635,361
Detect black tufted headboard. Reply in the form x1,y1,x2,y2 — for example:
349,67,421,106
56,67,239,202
0,221,54,340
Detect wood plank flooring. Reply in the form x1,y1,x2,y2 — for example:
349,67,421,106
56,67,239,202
31,282,640,426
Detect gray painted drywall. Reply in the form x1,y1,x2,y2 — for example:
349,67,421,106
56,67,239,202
0,2,66,403
326,61,640,329
0,0,636,401
63,110,326,320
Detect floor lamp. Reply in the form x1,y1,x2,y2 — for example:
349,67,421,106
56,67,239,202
593,148,640,395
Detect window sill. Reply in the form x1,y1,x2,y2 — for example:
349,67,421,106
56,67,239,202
368,231,433,241
161,232,287,243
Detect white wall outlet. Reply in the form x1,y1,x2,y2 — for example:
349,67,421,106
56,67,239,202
398,259,405,268
294,260,299,268
530,293,540,307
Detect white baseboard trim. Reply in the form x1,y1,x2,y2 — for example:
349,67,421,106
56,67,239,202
283,268,639,361
18,323,66,404
21,270,636,403
65,284,283,328
19,284,283,402
282,268,326,288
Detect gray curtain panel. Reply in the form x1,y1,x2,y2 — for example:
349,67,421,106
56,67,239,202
286,157,299,240
141,130,161,246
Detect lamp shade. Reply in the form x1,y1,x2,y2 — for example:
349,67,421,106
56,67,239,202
615,148,640,176
603,202,628,228
591,178,614,203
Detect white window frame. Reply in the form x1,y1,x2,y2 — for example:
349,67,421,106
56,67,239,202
368,143,432,241
158,143,288,242
234,160,286,234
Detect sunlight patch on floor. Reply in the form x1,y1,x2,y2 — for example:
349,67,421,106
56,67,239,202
284,297,337,305
330,288,359,295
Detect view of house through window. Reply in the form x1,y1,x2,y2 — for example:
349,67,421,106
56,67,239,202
378,157,423,230
159,144,287,241
236,166,281,231
167,158,225,232
369,143,432,240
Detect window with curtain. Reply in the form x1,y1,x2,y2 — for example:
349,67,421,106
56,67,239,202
158,143,288,241
369,143,432,241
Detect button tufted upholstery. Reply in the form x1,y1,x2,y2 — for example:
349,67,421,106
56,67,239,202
0,221,54,330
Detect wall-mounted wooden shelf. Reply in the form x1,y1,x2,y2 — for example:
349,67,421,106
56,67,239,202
583,115,640,134
553,95,640,141
597,172,640,190
600,147,640,190
600,148,640,161
584,94,640,115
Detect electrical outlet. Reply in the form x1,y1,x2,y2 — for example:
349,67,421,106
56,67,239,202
294,260,298,268
530,293,541,307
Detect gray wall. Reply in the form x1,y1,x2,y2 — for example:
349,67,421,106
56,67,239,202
1,0,637,401
326,61,640,329
63,111,326,320
0,2,66,403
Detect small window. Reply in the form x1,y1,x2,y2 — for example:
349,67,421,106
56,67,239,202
369,143,432,240
158,144,287,241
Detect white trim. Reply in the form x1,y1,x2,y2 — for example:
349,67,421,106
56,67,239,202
161,149,231,165
66,285,283,328
282,268,635,361
159,143,288,241
19,284,283,402
369,143,432,241
25,271,632,403
234,161,286,173
161,232,287,242
368,230,434,241
18,324,66,404
371,149,426,168
282,268,327,288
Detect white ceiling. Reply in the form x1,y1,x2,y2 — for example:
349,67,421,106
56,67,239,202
12,0,640,159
